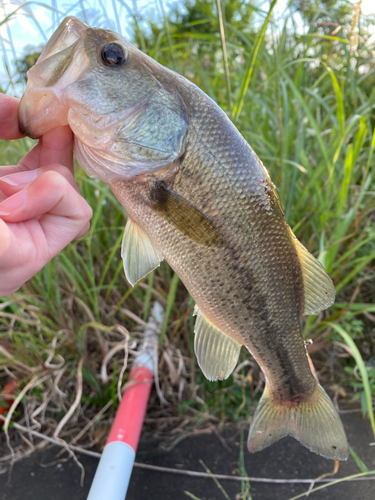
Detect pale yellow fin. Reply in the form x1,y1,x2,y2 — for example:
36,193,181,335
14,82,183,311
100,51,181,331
290,231,335,314
194,307,241,381
121,218,163,287
248,383,349,461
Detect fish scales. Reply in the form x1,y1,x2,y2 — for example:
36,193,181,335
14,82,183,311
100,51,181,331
111,87,313,401
18,16,349,461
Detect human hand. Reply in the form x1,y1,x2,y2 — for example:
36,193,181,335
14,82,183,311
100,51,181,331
0,94,92,297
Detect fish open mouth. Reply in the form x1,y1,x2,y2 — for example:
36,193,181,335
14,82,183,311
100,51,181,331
18,17,89,138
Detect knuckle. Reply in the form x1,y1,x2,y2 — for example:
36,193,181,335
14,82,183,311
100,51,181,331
39,169,65,185
68,195,92,223
76,221,91,240
45,164,72,179
81,201,93,222
38,168,75,191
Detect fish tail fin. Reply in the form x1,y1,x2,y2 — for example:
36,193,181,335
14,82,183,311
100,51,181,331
247,383,349,460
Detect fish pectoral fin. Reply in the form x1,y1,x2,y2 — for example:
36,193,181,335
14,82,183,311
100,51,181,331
247,383,349,461
194,307,241,381
290,230,335,315
150,182,223,247
121,218,164,287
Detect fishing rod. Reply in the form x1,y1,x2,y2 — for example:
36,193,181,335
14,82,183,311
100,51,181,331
87,301,164,500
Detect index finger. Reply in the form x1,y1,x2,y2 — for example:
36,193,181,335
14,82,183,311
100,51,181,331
0,94,25,140
12,126,74,176
39,126,74,174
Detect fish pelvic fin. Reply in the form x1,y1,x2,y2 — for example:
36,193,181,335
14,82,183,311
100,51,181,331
194,306,242,381
121,217,164,287
247,383,349,461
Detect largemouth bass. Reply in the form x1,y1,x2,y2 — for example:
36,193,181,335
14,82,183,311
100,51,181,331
18,16,349,460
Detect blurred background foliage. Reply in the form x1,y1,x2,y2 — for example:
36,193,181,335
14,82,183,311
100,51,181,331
1,0,375,453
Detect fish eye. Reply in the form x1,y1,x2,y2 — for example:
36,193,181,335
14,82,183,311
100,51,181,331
101,43,127,67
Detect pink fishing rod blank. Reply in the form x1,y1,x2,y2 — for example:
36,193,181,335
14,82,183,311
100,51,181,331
87,366,154,500
107,366,153,452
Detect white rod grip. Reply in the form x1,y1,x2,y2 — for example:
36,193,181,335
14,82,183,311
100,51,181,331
87,441,135,500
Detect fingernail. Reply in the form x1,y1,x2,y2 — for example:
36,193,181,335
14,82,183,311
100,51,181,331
0,190,28,215
0,170,38,186
0,177,17,186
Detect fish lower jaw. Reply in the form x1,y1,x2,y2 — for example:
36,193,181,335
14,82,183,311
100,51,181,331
19,87,69,138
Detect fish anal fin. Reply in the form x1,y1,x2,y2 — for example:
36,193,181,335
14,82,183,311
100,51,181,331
121,218,163,287
150,182,223,247
290,229,335,315
194,307,241,382
247,383,349,461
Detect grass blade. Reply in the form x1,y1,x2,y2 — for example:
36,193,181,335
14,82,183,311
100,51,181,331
232,0,279,121
199,460,231,500
287,471,375,500
158,272,180,346
327,322,375,438
350,448,369,473
216,0,232,111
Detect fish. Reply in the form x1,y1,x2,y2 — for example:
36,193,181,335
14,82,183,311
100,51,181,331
18,16,349,460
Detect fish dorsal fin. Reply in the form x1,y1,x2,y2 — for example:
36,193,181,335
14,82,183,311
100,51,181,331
121,218,164,287
194,307,242,381
150,182,223,247
290,231,335,315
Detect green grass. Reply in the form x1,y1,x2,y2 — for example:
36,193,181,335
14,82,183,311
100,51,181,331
287,470,375,500
1,0,375,473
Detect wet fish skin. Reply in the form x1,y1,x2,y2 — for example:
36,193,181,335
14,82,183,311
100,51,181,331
110,86,345,458
110,93,313,401
18,16,348,460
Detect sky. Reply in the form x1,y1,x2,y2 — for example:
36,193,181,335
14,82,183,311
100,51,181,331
361,0,375,16
0,0,374,91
